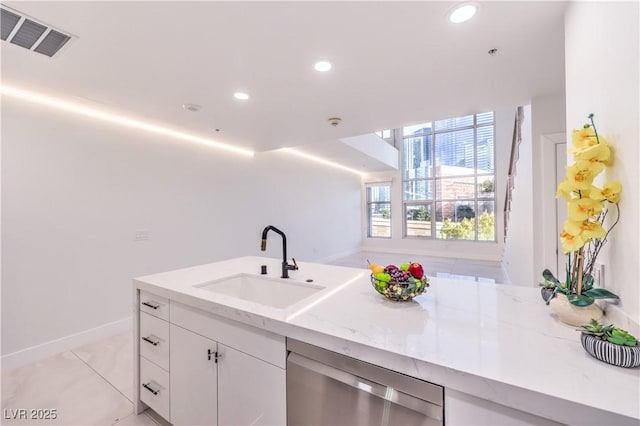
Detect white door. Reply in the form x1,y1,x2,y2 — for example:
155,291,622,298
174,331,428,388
217,343,286,426
556,142,567,279
170,324,218,426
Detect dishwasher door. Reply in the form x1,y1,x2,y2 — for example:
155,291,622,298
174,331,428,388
287,339,443,426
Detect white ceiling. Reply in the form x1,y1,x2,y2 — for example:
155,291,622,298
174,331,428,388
1,1,566,171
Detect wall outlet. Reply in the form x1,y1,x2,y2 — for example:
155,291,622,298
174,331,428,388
594,262,605,287
134,230,149,241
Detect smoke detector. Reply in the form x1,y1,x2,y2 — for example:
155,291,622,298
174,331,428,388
182,103,202,112
328,117,342,127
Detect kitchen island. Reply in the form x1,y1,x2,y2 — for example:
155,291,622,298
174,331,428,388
133,256,639,425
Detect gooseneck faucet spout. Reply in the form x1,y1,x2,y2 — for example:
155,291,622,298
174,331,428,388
260,225,298,278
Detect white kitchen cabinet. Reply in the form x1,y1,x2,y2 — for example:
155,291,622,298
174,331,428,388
136,290,287,426
218,342,286,425
169,302,286,426
444,389,565,426
170,324,218,426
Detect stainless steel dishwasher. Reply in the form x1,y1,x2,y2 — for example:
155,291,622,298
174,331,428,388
287,339,443,425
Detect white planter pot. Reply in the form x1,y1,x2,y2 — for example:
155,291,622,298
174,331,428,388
548,293,603,326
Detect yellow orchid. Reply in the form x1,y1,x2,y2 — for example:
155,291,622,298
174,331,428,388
573,142,611,163
571,126,608,150
560,228,586,253
565,162,604,189
564,219,607,241
571,127,596,148
555,179,581,201
568,197,604,221
589,181,622,203
546,115,623,306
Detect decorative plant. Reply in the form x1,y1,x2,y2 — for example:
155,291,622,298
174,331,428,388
542,114,621,307
579,319,638,347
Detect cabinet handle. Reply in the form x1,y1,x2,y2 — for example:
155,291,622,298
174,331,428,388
142,336,159,346
207,349,222,363
142,382,160,395
141,301,160,310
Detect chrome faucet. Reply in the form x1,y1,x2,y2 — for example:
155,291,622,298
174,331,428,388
260,225,298,278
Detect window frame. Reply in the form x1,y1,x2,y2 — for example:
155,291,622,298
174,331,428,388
365,184,392,239
401,113,496,241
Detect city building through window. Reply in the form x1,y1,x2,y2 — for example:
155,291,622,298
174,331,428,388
366,184,391,238
402,112,496,241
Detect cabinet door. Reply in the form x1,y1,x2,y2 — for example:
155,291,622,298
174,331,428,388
218,344,286,426
170,324,218,426
444,389,565,426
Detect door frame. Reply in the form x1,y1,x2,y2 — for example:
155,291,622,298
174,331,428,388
541,132,566,278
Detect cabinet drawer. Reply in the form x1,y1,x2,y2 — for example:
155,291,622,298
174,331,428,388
171,302,286,369
140,312,170,371
139,291,169,321
140,356,170,422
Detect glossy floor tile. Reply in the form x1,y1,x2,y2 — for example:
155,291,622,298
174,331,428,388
0,331,159,426
1,351,135,425
112,412,158,426
73,331,134,402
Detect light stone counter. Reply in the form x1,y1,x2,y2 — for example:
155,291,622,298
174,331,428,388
134,256,640,425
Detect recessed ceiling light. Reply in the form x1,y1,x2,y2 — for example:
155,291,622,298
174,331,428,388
233,92,250,100
449,3,477,24
314,60,332,72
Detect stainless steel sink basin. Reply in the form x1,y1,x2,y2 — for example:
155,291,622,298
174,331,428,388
195,273,324,309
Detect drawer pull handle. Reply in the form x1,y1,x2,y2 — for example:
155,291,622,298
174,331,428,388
141,301,160,310
142,336,160,346
142,382,160,395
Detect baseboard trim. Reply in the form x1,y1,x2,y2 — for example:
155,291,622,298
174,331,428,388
1,316,132,372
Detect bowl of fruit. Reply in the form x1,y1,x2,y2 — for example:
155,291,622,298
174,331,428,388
368,261,429,301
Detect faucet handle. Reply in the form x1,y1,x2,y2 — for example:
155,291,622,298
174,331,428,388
290,258,299,270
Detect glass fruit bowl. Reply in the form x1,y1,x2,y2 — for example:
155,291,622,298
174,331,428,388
370,274,429,301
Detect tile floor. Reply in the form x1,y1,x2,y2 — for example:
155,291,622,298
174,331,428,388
1,251,508,426
1,332,155,426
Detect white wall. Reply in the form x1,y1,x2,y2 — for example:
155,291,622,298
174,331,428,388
360,108,513,262
531,95,567,280
565,1,639,323
1,98,362,357
503,95,566,287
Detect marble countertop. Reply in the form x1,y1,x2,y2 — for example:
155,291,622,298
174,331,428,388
134,256,640,425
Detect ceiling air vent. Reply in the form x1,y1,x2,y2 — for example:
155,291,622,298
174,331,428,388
0,5,72,57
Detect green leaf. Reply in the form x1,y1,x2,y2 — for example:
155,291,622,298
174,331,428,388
607,335,628,345
542,269,561,286
582,274,594,291
583,288,619,300
567,293,595,307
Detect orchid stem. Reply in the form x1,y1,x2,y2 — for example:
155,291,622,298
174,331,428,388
588,113,600,145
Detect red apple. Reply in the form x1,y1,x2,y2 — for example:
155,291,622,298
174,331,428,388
408,263,424,279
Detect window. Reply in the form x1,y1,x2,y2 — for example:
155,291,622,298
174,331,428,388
402,112,495,241
366,185,391,238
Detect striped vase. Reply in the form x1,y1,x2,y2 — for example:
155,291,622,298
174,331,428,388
581,333,640,368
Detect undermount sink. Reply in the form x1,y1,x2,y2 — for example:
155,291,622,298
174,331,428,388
195,273,324,309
